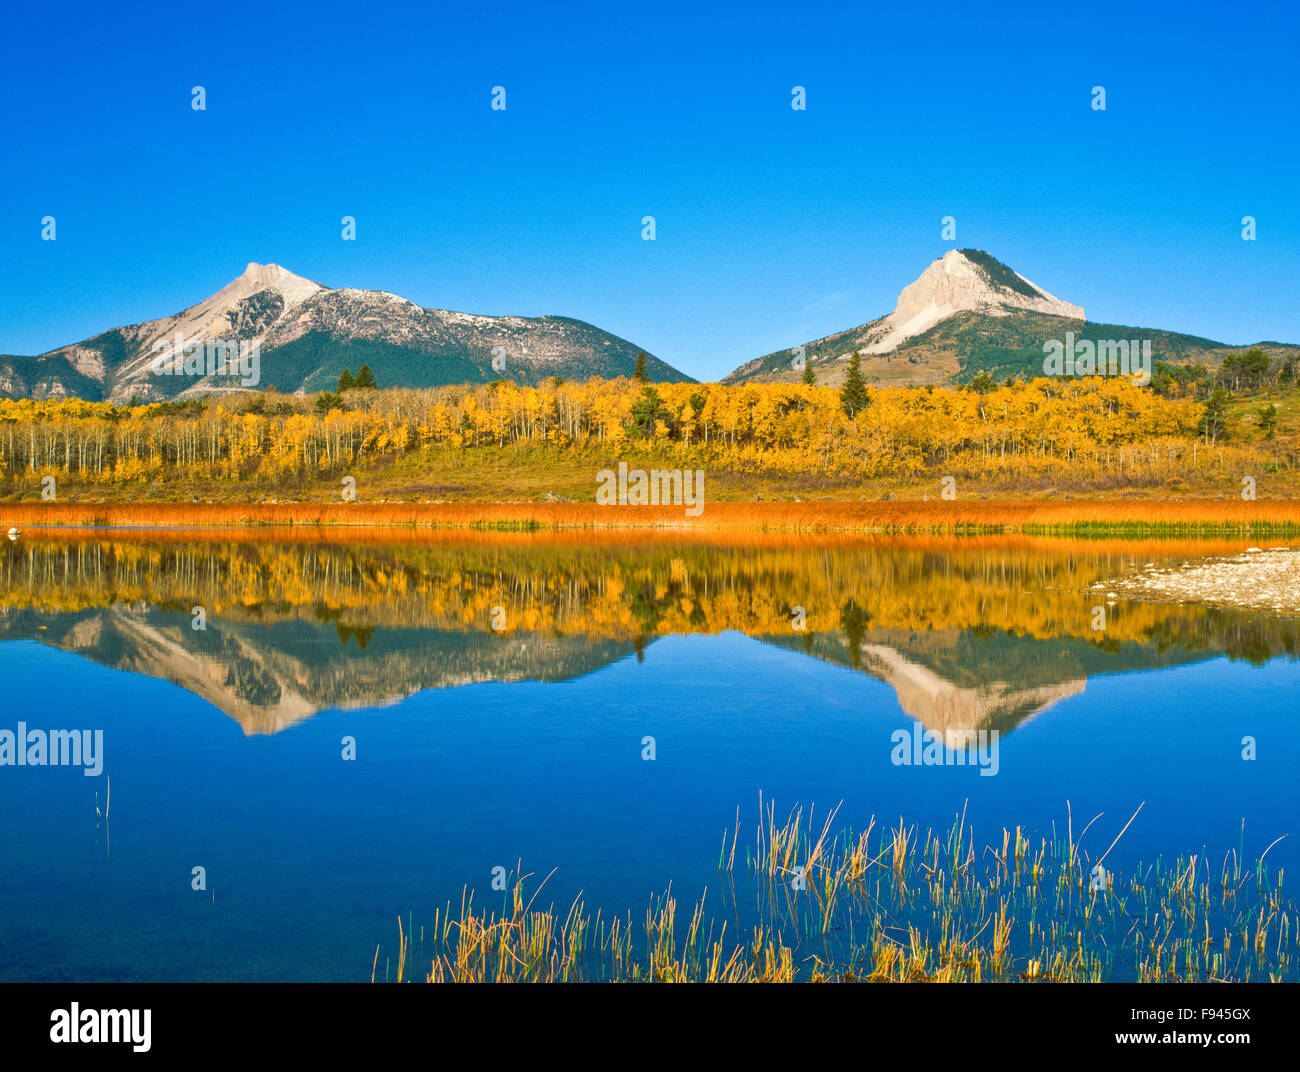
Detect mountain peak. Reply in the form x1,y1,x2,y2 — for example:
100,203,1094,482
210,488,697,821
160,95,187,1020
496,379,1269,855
211,262,325,310
720,249,1095,387
869,249,1084,352
0,261,688,402
235,261,320,292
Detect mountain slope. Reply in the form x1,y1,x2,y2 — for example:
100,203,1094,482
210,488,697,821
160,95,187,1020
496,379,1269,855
0,603,645,735
725,249,1298,387
0,263,691,401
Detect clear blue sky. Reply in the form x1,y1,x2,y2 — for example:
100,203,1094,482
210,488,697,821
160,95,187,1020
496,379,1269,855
2,0,1297,380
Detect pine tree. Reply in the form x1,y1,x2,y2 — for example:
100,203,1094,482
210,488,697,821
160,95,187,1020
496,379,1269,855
314,392,345,414
355,364,377,389
1259,402,1279,439
629,385,669,438
801,360,816,386
840,350,868,418
633,351,648,382
337,368,355,391
839,598,871,668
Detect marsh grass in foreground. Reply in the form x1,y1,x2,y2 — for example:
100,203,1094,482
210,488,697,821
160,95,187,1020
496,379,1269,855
375,802,1294,983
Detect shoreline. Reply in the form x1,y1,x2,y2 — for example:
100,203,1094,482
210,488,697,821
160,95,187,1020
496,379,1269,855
6,499,1300,535
1109,546,1300,616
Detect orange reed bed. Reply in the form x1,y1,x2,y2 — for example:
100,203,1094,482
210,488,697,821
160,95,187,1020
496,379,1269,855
0,524,1258,560
2,499,1300,534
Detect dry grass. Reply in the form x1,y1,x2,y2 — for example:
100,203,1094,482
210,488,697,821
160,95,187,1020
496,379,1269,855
379,805,1296,984
6,498,1300,534
379,867,796,984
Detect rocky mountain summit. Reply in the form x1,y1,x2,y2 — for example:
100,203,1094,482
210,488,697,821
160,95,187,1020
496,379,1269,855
0,263,687,401
872,249,1084,353
724,249,1292,388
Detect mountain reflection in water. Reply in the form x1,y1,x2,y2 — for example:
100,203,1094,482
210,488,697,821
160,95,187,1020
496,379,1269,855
1,530,1294,737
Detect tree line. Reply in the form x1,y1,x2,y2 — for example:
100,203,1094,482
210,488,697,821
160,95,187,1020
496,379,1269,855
0,371,1288,488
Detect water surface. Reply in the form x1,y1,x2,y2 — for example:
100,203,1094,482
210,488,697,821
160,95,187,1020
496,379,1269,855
0,532,1295,980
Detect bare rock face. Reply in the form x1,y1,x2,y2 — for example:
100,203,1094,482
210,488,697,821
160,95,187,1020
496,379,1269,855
867,249,1084,353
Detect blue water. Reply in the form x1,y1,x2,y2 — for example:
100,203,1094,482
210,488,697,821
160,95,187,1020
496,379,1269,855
1,628,1297,981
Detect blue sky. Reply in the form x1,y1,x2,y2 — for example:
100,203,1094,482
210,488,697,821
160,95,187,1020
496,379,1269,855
1,0,1297,380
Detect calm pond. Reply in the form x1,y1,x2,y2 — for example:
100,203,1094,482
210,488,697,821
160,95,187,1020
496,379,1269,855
0,531,1296,980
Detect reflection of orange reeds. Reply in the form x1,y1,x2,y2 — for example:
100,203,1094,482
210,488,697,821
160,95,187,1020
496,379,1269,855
4,499,1300,534
0,522,1259,558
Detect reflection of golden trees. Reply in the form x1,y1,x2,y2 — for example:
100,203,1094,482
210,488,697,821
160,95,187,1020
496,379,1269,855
0,377,1276,488
2,535,1295,660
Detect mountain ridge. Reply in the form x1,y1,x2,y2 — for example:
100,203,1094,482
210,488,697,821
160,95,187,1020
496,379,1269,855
0,602,1209,739
6,252,1298,399
724,249,1298,388
0,262,691,401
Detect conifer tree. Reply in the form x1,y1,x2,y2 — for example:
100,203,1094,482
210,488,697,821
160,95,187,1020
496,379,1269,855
840,350,868,418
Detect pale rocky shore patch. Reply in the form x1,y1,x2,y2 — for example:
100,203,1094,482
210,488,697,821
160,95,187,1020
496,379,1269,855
1104,547,1300,616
